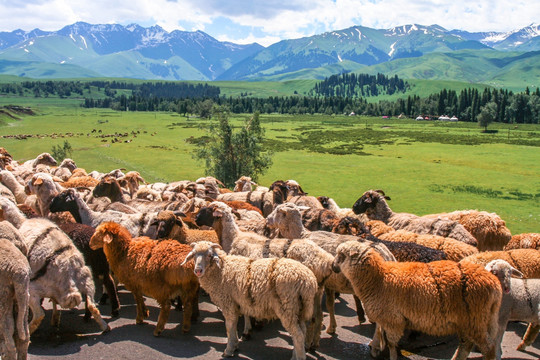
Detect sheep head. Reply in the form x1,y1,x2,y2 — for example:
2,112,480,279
34,153,57,168
181,241,223,277
332,216,364,235
333,240,378,273
269,180,289,204
352,190,391,215
151,210,186,239
90,222,128,250
485,259,523,294
93,176,121,199
285,179,307,196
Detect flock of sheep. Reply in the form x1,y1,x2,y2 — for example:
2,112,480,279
1,147,540,360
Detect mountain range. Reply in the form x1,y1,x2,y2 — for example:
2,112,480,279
0,22,539,87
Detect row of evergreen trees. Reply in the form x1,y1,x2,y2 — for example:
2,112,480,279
310,73,409,97
82,86,540,124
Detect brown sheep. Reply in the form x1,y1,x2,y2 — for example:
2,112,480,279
460,249,540,278
504,233,540,250
89,222,200,336
425,210,511,251
152,210,219,245
333,240,502,360
61,176,99,188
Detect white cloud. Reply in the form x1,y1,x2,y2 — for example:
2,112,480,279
0,0,538,46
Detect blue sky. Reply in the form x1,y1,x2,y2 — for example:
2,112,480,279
0,0,538,46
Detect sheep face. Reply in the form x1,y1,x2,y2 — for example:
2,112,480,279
317,196,330,208
182,241,222,277
49,189,78,214
352,190,390,215
93,176,119,198
333,241,374,274
485,259,524,294
266,203,299,229
152,211,184,239
332,216,364,235
35,153,58,167
195,207,215,227
269,180,289,204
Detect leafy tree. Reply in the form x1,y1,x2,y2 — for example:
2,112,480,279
477,102,497,132
50,140,73,161
197,99,214,119
193,108,272,188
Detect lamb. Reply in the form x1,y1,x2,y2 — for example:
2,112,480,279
152,210,219,244
460,249,540,278
181,241,318,360
24,172,64,217
233,176,257,192
504,233,540,250
352,189,478,246
0,237,30,360
89,222,200,336
49,188,160,238
19,217,109,334
217,180,289,217
285,180,323,210
317,196,356,218
366,220,479,262
117,171,146,199
60,175,99,188
425,210,511,251
484,259,540,358
332,240,502,360
51,158,77,181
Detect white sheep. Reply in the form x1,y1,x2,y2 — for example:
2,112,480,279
0,237,30,360
484,259,540,359
19,217,109,334
182,241,318,360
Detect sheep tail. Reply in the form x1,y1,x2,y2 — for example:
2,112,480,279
299,282,315,323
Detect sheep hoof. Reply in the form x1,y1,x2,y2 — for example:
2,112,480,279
326,327,336,335
153,330,162,337
136,319,145,325
111,309,120,318
241,333,251,341
358,316,366,324
516,343,527,351
222,351,235,358
102,325,111,334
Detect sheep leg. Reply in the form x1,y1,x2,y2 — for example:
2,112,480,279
353,295,366,324
179,287,197,333
382,330,402,360
241,316,252,340
0,303,17,360
223,313,240,357
15,334,30,360
133,293,148,324
518,323,540,351
50,299,61,328
85,295,110,333
280,317,307,360
154,300,171,336
324,287,337,334
305,287,323,350
451,338,475,360
28,294,45,335
103,273,120,317
369,324,385,358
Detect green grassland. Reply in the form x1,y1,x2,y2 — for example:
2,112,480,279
1,100,538,235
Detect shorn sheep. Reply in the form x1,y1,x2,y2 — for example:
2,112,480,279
352,189,478,246
90,222,200,336
484,259,540,358
332,240,502,360
0,237,30,360
181,241,318,360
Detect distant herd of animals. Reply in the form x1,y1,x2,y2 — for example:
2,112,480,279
1,147,540,360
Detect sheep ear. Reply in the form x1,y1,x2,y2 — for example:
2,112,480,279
181,249,195,266
212,209,223,218
211,244,223,251
33,177,43,186
511,268,524,278
103,234,113,244
52,176,63,182
231,209,241,219
490,269,498,276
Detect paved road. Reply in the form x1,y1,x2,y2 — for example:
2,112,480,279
27,288,540,359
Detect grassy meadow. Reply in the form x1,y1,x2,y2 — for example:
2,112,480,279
1,97,539,235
